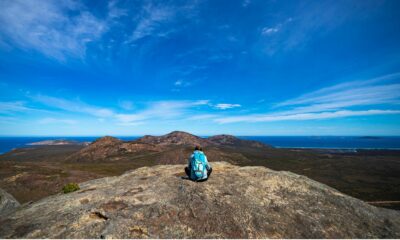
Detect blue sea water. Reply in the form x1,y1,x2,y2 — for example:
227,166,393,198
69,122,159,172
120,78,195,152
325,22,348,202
239,136,400,149
0,137,139,154
0,136,400,154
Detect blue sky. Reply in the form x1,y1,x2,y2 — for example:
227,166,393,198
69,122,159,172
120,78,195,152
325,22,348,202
0,0,400,136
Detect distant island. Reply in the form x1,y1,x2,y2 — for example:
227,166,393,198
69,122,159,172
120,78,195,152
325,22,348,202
27,140,90,146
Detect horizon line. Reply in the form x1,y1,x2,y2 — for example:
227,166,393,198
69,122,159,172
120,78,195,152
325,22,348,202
1,135,400,138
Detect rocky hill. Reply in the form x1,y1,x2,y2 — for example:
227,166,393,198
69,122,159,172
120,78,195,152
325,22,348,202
65,136,160,162
65,131,270,163
1,162,399,238
135,131,271,149
136,131,208,146
208,134,269,148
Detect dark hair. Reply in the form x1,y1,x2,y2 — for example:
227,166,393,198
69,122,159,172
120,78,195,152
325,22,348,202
194,146,201,151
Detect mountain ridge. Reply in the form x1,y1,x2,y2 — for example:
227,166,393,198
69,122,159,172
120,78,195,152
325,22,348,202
65,131,271,162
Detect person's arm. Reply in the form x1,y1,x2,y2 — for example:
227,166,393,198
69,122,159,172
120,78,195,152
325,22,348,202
188,153,193,168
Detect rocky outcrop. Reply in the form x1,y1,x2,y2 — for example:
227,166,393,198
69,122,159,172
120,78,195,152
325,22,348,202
1,162,399,238
0,188,20,217
135,131,209,146
208,134,271,148
66,136,160,162
65,131,269,163
66,136,123,161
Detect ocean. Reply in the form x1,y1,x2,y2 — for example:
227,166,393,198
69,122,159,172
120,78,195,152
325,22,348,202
1,136,400,154
0,137,138,154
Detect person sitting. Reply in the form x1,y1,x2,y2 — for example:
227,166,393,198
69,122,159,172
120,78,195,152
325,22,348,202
185,146,212,181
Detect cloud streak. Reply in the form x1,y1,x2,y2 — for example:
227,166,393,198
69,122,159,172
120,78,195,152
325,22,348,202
276,72,400,108
38,118,77,124
28,95,210,126
116,100,209,125
31,95,114,117
28,94,211,126
130,4,174,42
261,27,279,35
214,103,241,110
0,0,107,60
215,72,400,123
215,109,400,123
0,101,48,114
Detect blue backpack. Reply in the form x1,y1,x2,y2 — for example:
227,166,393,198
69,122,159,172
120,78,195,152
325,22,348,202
190,151,207,180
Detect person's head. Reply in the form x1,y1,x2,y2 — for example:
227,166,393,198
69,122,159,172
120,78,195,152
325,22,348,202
194,146,201,151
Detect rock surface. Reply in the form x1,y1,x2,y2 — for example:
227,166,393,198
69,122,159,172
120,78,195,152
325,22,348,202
1,162,399,238
0,188,20,217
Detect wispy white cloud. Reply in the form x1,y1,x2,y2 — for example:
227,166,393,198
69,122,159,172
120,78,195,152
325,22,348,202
27,93,212,126
186,114,218,121
0,1,105,60
116,100,209,124
128,1,201,43
130,4,174,42
261,27,279,35
214,103,241,110
262,2,382,54
0,101,32,113
173,79,193,89
215,72,400,123
261,17,294,38
0,0,107,61
216,110,400,123
174,80,183,86
38,117,77,124
276,72,400,108
107,0,128,20
117,121,145,127
0,116,17,124
0,101,47,114
31,95,114,117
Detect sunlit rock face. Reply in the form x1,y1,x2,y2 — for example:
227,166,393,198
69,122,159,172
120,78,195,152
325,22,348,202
0,188,20,217
1,162,399,238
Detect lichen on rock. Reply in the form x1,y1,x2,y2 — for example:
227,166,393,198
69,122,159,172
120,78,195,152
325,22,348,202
0,162,399,238
0,188,20,217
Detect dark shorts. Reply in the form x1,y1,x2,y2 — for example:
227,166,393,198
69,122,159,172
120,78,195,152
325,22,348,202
185,167,212,180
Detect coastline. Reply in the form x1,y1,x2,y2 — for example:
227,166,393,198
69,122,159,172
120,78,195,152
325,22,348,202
1,135,400,155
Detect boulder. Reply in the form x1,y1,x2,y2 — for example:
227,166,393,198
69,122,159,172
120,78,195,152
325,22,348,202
0,162,399,238
0,188,20,217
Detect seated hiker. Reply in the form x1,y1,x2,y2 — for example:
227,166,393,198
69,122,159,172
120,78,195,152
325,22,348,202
185,146,212,181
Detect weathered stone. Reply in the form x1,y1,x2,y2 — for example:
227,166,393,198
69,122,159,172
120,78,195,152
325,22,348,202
0,188,20,217
0,162,399,238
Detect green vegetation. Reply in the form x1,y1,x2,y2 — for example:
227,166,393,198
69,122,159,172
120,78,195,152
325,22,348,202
0,142,399,210
62,183,80,193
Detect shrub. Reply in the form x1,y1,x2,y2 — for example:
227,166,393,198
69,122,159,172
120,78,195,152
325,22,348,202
62,182,80,193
